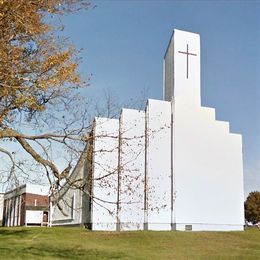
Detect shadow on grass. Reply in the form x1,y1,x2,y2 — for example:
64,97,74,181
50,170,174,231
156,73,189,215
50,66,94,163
0,229,30,238
0,245,126,259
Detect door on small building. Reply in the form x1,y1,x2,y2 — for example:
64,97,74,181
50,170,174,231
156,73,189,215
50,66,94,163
42,211,48,226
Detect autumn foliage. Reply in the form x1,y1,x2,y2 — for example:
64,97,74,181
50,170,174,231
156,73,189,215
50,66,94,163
0,0,89,124
245,191,260,225
0,1,90,187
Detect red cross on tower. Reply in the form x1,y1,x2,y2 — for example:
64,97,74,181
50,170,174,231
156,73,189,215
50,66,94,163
178,44,197,79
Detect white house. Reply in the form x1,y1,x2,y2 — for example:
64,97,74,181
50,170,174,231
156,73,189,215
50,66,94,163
51,29,244,231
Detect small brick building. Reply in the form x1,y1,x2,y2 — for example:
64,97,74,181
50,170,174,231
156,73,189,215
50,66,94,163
2,184,49,227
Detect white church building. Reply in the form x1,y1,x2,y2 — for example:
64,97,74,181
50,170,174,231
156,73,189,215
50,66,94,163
51,29,244,231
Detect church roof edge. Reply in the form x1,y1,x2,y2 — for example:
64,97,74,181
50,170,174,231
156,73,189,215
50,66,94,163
163,29,200,59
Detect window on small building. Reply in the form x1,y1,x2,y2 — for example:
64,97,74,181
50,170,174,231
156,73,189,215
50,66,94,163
71,194,75,219
185,225,192,231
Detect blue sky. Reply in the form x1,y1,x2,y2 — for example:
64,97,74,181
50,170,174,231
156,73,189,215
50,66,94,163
61,0,259,196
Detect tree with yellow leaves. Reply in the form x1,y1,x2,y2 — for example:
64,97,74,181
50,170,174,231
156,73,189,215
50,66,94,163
0,0,91,190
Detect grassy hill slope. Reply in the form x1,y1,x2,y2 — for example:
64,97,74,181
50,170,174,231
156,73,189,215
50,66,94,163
0,227,259,259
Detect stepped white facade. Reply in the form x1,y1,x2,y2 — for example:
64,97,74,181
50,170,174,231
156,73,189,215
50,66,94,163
51,29,244,231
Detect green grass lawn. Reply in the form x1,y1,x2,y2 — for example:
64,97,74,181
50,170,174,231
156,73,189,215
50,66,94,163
0,227,259,259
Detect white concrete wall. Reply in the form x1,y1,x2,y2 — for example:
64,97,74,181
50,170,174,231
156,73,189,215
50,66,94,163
165,29,244,231
174,29,201,106
51,29,244,232
4,186,26,200
14,196,19,226
92,117,119,231
51,187,83,226
4,184,49,200
173,96,244,231
0,194,4,221
26,184,49,196
164,32,174,101
119,109,145,230
26,210,43,224
146,99,172,230
51,145,89,227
